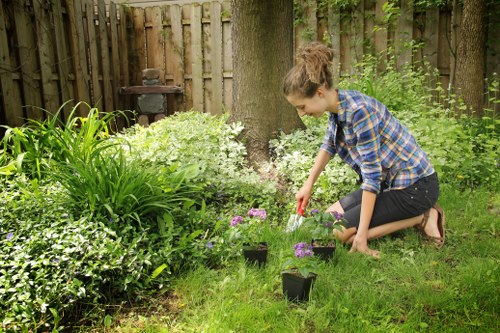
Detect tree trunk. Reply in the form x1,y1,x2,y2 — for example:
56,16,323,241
230,0,304,166
455,0,487,117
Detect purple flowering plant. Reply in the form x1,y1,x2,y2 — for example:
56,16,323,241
226,208,267,246
303,210,346,246
282,242,319,278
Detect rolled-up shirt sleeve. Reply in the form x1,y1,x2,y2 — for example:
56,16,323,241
352,106,382,193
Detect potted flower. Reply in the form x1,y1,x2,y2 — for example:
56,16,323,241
281,242,319,301
303,210,346,261
227,208,268,267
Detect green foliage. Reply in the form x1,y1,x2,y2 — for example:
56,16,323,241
282,242,320,278
0,102,127,179
53,147,201,223
302,210,346,244
120,111,279,213
0,178,158,331
225,208,269,247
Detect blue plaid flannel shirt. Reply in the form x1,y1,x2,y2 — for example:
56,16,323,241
320,90,435,194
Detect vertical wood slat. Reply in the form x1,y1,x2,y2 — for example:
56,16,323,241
222,1,232,113
395,0,414,69
449,1,461,91
14,1,43,120
118,6,130,89
85,0,102,108
132,7,146,84
109,3,122,114
169,5,184,86
424,8,439,70
353,1,364,65
97,0,113,112
145,7,164,80
33,0,59,114
363,0,375,56
0,0,23,126
68,0,91,115
210,1,223,114
191,4,203,113
118,5,131,114
169,5,185,113
52,0,72,118
328,7,341,82
374,0,388,71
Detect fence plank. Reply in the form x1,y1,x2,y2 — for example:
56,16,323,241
52,0,72,118
33,0,59,114
109,3,122,113
374,0,387,71
166,4,184,113
84,0,102,108
449,1,461,90
67,0,90,115
145,6,164,80
118,6,130,88
328,7,341,82
363,0,375,55
424,8,439,70
14,1,43,121
210,1,223,114
132,7,146,84
353,1,364,65
222,0,232,113
98,0,114,112
191,3,203,113
395,0,414,69
0,0,23,126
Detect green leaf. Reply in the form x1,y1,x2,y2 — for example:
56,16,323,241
151,263,168,279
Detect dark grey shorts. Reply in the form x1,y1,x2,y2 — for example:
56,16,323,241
339,173,440,229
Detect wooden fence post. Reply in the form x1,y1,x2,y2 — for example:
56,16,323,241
0,0,23,127
191,3,203,113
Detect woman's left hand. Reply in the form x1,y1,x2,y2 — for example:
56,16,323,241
350,235,380,259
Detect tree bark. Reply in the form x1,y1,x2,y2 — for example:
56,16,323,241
455,0,487,116
230,0,304,166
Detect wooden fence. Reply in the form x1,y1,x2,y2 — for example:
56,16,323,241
0,0,133,129
1,0,499,130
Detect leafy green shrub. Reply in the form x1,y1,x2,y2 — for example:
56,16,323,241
120,111,278,211
0,102,126,179
0,178,158,331
53,147,201,223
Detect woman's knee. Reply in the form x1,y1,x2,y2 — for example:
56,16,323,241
327,201,344,214
333,227,356,243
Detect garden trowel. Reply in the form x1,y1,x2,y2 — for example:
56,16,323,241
285,200,305,232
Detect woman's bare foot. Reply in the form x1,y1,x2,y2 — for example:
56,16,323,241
422,208,443,246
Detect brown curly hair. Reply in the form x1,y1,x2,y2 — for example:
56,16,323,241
282,42,334,98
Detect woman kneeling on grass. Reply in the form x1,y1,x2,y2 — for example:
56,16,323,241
283,42,445,258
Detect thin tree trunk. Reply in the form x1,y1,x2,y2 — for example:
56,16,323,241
455,0,487,116
230,0,304,166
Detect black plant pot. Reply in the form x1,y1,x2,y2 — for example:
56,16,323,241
312,239,336,261
242,242,268,267
281,271,317,301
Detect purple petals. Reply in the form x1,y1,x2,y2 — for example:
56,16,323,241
230,215,243,226
333,211,343,220
294,242,313,258
247,208,267,220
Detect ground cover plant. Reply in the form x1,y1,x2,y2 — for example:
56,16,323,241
0,56,498,332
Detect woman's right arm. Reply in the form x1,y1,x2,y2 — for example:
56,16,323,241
296,149,332,211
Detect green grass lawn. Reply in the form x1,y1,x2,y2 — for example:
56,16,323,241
102,184,499,333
